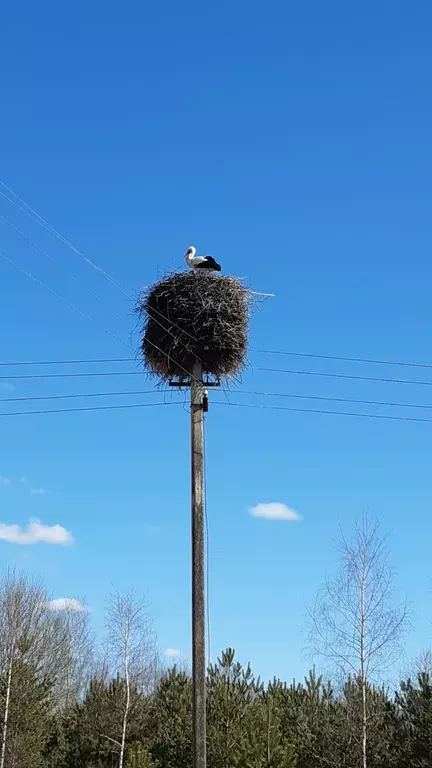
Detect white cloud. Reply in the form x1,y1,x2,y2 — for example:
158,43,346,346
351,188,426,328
0,475,10,486
249,502,302,522
164,648,182,658
30,488,47,496
0,382,16,392
46,598,88,613
0,520,74,545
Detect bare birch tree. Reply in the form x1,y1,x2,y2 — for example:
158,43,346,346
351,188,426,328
307,515,409,768
49,603,94,709
0,569,52,768
0,570,94,766
106,589,157,768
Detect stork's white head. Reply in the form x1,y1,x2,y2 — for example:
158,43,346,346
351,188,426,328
184,245,196,267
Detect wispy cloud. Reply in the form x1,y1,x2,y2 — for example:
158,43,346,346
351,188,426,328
164,648,182,658
19,477,47,495
0,520,74,545
46,598,88,613
0,382,16,393
250,502,302,522
0,475,10,486
147,525,161,534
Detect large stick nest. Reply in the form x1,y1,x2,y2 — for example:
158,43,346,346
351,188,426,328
137,272,250,382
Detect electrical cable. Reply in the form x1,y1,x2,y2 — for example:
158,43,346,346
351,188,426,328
0,358,133,367
212,401,432,424
0,250,132,350
251,348,432,371
0,370,143,381
0,401,180,418
232,390,432,412
255,366,432,388
4,348,432,371
0,390,161,403
0,250,203,383
0,183,130,296
0,214,130,325
4,388,432,414
0,179,206,359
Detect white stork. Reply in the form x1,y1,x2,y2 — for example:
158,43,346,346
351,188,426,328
184,246,221,272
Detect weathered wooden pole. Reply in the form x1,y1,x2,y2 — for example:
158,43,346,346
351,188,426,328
190,361,206,768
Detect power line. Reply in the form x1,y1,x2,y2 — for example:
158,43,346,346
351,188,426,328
0,219,206,377
0,214,130,326
0,358,133,367
0,251,202,383
0,370,143,381
0,180,208,359
0,182,130,296
4,388,432,414
4,347,432,371
0,401,179,418
0,251,133,351
234,390,432,412
1,211,203,361
6,183,432,391
11,178,431,388
0,215,191,362
255,367,432,388
0,358,203,387
3,397,432,423
0,180,202,344
251,348,432,371
0,390,161,403
213,401,432,424
5,363,432,389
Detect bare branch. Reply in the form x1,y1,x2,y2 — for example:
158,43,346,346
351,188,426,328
306,513,409,768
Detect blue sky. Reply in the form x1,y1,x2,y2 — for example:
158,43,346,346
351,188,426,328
1,0,432,682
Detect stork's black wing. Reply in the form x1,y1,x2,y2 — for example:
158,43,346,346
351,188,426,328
195,256,221,271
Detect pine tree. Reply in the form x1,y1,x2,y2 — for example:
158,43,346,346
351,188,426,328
149,667,192,768
0,660,53,768
126,742,155,768
207,648,261,768
395,672,432,767
235,687,297,768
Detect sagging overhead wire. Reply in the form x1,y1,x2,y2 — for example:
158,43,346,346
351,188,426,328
4,388,432,415
0,251,133,351
0,214,129,326
3,398,432,424
251,348,432,371
0,369,144,381
0,250,204,384
0,358,133,367
7,179,432,390
0,179,205,354
4,347,432,372
0,401,180,418
212,401,432,424
5,364,432,389
255,366,432,388
0,199,208,380
0,182,130,296
0,390,161,404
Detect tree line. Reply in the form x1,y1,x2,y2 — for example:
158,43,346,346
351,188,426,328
0,516,431,768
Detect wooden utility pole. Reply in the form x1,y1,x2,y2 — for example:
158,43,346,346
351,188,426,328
190,361,206,768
